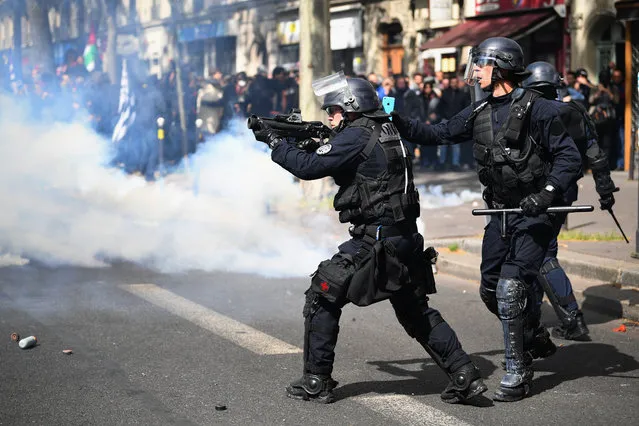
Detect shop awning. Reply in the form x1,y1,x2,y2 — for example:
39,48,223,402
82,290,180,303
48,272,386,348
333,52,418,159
420,11,556,50
615,0,639,21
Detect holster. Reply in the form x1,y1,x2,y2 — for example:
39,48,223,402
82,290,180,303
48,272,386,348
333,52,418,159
345,225,436,307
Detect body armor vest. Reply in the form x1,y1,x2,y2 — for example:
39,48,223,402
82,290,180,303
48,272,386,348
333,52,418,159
471,89,548,207
333,117,420,226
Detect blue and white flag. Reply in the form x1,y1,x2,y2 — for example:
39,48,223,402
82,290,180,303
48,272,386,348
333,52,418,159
112,59,137,144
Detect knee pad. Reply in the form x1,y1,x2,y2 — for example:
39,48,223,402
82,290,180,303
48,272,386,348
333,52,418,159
480,285,498,316
540,257,577,307
540,257,561,276
496,278,528,320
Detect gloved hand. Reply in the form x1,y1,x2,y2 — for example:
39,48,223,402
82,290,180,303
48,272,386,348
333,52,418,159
296,138,321,152
599,192,616,210
519,189,555,216
252,126,282,149
390,110,410,136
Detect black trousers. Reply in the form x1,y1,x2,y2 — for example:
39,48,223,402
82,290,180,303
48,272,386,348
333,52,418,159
303,234,471,376
479,214,555,327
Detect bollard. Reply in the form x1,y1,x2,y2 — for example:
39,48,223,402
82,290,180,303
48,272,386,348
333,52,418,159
195,118,203,143
156,117,165,179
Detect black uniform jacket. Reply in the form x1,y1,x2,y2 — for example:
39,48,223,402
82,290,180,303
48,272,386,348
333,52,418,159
399,92,582,198
271,125,371,181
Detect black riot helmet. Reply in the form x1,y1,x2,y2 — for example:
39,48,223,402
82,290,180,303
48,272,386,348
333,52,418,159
522,61,562,99
463,37,530,87
522,61,561,88
313,72,381,114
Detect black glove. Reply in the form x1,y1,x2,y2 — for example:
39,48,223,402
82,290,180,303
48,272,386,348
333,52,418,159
519,189,555,216
252,126,282,149
390,111,410,136
296,138,321,152
599,192,616,210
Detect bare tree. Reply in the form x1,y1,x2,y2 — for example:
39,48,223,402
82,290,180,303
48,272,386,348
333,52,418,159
101,0,118,83
25,0,55,74
168,0,189,167
4,0,25,81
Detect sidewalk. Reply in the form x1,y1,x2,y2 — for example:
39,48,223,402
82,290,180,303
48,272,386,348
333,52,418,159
417,170,639,321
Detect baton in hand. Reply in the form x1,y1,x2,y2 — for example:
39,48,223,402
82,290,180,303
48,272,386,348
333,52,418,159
605,208,630,244
472,205,594,239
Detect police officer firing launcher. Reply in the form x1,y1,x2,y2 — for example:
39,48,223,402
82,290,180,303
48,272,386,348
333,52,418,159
391,37,584,402
251,72,487,405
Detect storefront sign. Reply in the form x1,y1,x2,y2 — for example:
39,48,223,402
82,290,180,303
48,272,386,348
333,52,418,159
178,22,226,43
330,11,362,50
278,11,363,50
430,0,453,22
475,0,564,15
278,20,300,45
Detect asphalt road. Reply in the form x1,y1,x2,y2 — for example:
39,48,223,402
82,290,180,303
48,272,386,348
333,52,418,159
1,263,638,426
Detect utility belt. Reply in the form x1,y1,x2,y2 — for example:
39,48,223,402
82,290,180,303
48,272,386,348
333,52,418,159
348,222,418,261
346,222,435,306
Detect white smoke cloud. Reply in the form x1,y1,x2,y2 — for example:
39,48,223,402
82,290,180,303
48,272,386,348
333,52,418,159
0,98,335,277
418,184,482,209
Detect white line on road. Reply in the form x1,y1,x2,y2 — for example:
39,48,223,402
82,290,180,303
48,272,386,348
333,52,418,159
354,394,473,426
121,284,302,356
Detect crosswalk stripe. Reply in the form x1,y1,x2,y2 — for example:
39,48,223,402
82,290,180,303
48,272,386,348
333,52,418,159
121,284,302,355
354,394,473,426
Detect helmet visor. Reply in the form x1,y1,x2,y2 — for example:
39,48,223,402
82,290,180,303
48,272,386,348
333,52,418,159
312,71,358,110
463,49,497,86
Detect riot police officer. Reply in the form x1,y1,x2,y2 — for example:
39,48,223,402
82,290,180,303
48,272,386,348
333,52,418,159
252,73,487,404
522,61,618,341
391,37,583,402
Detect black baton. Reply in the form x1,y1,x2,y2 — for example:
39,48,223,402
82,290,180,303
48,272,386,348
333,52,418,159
472,205,594,239
605,208,630,244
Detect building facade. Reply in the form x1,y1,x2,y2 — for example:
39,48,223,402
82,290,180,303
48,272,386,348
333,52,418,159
0,0,633,82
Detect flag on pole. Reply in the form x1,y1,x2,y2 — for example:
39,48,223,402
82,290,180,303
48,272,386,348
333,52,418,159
83,27,98,72
112,59,137,144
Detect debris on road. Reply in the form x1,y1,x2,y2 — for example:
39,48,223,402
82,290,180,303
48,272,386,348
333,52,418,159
215,404,227,411
10,332,20,342
18,336,37,349
62,349,73,355
613,324,627,333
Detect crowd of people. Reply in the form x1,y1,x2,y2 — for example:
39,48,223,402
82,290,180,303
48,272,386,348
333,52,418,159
0,48,628,180
561,64,627,170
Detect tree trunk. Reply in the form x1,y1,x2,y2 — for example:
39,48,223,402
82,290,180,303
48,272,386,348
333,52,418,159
26,0,55,74
299,0,332,201
77,0,86,39
102,0,118,85
299,0,332,122
12,0,23,82
169,0,189,170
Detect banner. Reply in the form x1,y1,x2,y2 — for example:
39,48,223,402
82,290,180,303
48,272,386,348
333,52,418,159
112,59,136,144
475,0,564,15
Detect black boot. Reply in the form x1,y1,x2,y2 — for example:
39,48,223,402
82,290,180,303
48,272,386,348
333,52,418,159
493,368,533,402
441,363,488,404
286,374,338,404
527,327,557,360
552,311,589,341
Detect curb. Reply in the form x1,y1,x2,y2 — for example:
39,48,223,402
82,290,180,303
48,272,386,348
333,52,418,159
432,247,639,322
426,237,639,289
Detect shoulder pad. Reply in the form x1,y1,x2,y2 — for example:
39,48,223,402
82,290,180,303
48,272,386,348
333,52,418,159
511,87,526,102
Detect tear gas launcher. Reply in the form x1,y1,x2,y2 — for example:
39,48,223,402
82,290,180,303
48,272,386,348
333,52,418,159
247,109,334,142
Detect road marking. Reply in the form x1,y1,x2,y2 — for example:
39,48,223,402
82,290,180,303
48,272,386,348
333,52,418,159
121,284,302,355
354,394,473,426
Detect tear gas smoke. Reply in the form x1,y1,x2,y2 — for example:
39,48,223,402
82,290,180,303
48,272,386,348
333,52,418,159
418,185,482,209
0,97,334,277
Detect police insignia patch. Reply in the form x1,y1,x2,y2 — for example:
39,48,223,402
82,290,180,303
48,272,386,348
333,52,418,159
316,143,332,155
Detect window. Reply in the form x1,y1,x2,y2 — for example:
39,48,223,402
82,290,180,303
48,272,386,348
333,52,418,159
441,54,456,73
